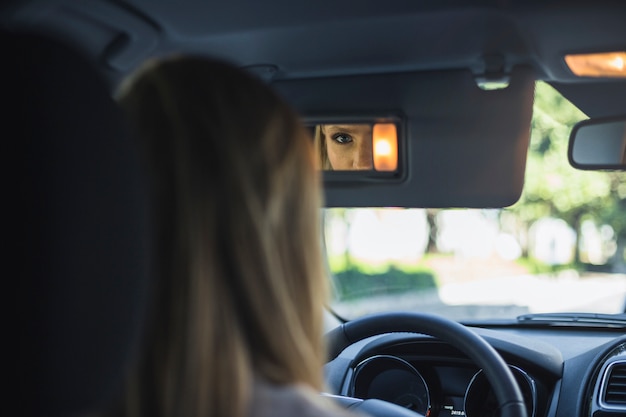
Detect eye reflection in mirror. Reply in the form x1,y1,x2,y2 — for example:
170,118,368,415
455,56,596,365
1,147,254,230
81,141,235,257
569,118,626,169
314,124,373,170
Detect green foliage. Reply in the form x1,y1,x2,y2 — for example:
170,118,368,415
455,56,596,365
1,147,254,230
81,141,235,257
331,266,437,301
515,256,579,275
510,82,626,264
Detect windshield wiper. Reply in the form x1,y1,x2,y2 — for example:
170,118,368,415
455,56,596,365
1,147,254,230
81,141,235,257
517,313,626,328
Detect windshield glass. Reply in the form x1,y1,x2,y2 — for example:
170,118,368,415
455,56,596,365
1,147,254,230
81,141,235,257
324,82,626,322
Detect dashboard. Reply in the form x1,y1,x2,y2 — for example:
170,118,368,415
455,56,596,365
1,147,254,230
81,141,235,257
324,326,626,417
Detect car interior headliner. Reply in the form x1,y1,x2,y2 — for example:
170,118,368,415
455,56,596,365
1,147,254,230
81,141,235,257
2,0,625,119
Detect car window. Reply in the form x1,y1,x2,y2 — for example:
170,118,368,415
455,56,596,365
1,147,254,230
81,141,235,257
324,81,626,321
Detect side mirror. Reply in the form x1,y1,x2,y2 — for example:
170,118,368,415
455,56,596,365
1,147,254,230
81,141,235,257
568,116,626,170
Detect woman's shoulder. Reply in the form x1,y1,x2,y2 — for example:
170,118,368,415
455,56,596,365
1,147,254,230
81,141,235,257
249,379,360,417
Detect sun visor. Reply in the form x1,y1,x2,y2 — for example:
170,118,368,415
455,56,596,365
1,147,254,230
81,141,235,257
273,67,534,208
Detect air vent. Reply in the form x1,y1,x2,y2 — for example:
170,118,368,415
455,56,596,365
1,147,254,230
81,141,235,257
601,361,626,409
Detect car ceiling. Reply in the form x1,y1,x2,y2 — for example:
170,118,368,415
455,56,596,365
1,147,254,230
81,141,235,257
2,0,625,119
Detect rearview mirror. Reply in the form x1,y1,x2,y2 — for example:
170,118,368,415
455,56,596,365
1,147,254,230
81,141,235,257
312,122,399,172
569,117,626,170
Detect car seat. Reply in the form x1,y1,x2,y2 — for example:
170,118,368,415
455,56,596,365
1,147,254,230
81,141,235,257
5,29,153,416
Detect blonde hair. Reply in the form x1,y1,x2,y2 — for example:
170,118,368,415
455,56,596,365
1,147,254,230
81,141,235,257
314,125,332,170
117,56,327,417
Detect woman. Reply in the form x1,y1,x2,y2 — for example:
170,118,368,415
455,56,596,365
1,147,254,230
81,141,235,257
314,124,373,170
116,56,354,417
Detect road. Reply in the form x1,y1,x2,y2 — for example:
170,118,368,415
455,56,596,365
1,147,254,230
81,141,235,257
332,271,626,321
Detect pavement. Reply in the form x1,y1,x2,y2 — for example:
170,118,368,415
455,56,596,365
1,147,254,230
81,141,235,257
332,270,626,321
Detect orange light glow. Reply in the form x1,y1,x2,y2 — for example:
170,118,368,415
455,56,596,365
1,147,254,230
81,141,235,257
565,51,626,78
373,123,398,171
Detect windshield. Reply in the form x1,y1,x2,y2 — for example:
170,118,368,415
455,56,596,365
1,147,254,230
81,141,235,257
324,82,626,322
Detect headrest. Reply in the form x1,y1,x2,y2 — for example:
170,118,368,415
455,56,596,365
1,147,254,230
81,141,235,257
5,30,152,415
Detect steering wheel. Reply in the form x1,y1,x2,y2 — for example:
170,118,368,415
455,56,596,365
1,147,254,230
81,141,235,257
325,312,527,417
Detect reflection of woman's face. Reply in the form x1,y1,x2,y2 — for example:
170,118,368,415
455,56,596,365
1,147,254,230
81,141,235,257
322,124,373,170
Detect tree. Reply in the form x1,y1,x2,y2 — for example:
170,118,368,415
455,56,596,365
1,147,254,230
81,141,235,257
511,82,626,266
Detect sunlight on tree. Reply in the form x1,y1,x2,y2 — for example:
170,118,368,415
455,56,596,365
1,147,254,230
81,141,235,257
511,82,626,266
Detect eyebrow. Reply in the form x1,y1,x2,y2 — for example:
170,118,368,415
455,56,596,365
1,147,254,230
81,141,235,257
323,124,369,134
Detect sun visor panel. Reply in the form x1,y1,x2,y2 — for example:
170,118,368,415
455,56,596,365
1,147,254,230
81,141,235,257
273,67,534,208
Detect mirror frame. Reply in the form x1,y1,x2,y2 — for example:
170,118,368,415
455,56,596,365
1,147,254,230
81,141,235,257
304,114,407,183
